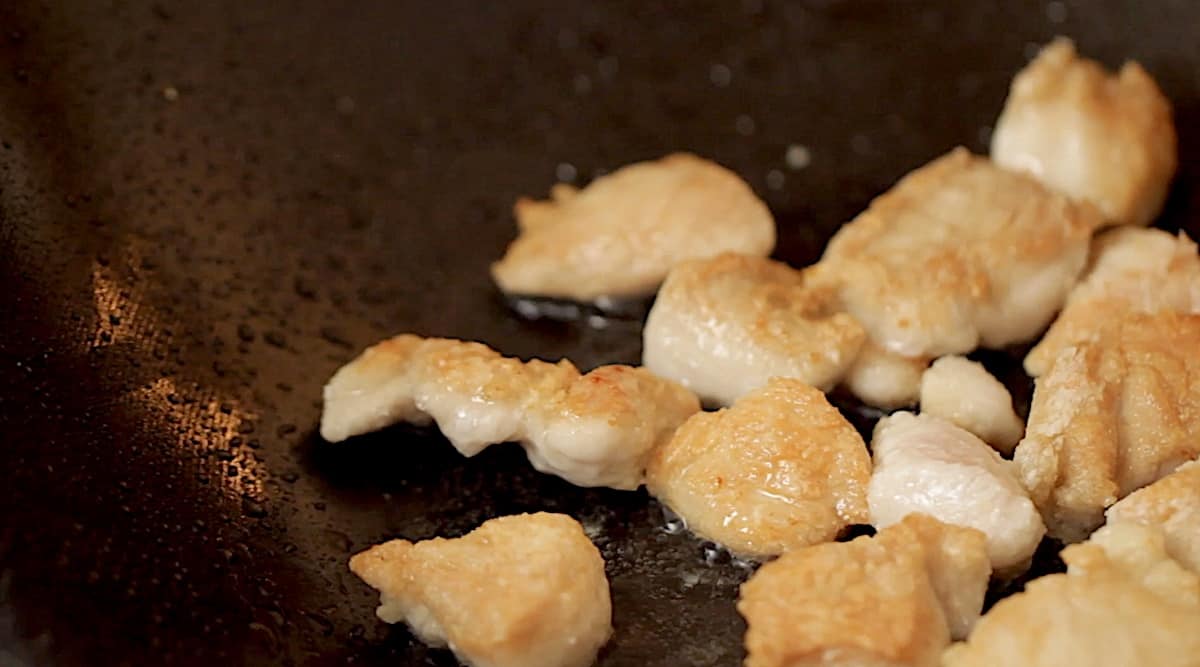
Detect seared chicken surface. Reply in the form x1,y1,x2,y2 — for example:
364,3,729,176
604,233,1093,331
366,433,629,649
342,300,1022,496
919,356,1023,454
943,523,1200,667
645,377,871,558
642,253,865,406
1107,459,1200,574
868,412,1044,574
321,334,699,489
991,38,1177,227
819,148,1101,359
738,514,990,667
491,153,775,301
1015,311,1200,542
350,513,611,667
1025,227,1200,376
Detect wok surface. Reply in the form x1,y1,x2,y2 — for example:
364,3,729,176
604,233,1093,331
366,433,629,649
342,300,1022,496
1,1,1199,665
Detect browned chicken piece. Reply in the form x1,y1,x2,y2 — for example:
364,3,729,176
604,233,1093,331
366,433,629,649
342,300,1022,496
942,523,1200,667
1107,459,1200,574
642,253,866,406
739,514,990,667
991,38,1177,227
1014,311,1200,542
321,334,699,490
491,153,775,302
645,377,871,558
841,341,928,409
819,147,1102,360
1025,227,1200,377
919,356,1024,454
350,513,612,667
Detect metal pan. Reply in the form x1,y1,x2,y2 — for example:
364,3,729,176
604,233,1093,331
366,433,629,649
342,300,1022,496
2,1,1197,665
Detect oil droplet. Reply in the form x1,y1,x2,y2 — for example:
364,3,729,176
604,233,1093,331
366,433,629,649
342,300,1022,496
709,63,732,87
700,541,732,566
785,144,811,170
735,114,756,136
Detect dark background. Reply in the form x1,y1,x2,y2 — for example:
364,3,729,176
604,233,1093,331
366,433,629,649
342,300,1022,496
1,1,1197,665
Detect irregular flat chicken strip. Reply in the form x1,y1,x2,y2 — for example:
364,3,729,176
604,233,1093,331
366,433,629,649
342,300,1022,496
942,523,1200,667
919,356,1023,454
645,377,871,558
490,153,775,302
1025,227,1200,376
841,341,928,409
320,334,699,489
641,253,865,406
1014,311,1200,542
991,38,1177,227
350,513,611,667
739,514,990,667
868,412,1044,574
1107,459,1200,574
819,147,1101,359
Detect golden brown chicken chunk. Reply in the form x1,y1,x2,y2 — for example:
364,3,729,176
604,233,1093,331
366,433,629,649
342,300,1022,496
321,334,699,489
1025,227,1200,377
819,148,1101,360
645,377,871,558
942,523,1200,667
739,514,990,667
991,38,1177,227
642,253,865,406
1014,311,1200,542
1107,459,1200,574
350,513,612,667
491,153,775,302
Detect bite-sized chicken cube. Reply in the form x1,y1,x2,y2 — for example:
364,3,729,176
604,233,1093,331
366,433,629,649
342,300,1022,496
1107,459,1200,574
919,356,1024,454
738,514,990,667
942,523,1200,667
841,341,928,409
490,153,775,302
1015,312,1200,542
321,334,699,489
350,513,612,667
645,377,871,558
991,38,1177,227
1025,227,1200,376
820,148,1101,359
641,253,865,406
869,412,1044,574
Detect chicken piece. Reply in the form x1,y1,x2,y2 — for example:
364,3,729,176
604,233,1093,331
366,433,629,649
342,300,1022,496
991,38,1177,227
819,148,1101,360
919,356,1023,454
942,523,1200,667
1107,459,1200,573
645,377,871,558
320,334,699,489
491,153,775,302
1015,311,1200,542
739,514,990,667
841,341,928,409
641,253,865,406
868,412,1044,574
1025,227,1200,376
350,513,611,667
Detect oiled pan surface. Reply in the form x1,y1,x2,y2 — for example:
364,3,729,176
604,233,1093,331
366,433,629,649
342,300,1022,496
1,1,1198,665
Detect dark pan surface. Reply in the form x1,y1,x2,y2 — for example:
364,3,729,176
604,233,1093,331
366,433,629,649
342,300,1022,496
2,1,1198,665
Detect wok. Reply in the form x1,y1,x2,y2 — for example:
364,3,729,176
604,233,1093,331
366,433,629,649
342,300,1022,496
2,1,1198,665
